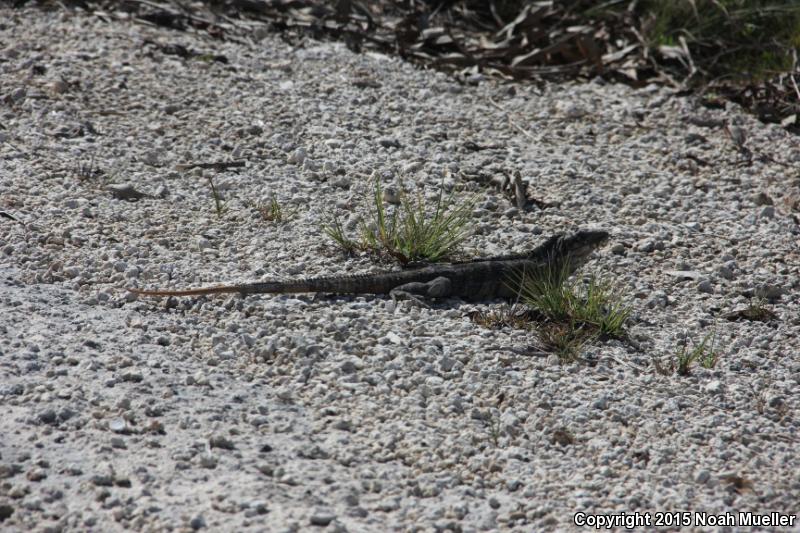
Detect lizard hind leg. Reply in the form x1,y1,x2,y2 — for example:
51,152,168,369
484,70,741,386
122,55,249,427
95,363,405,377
423,276,452,298
389,276,453,307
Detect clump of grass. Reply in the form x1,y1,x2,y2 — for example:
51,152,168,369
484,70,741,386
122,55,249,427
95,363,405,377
255,196,293,223
507,261,630,362
206,175,228,219
741,298,777,322
538,321,593,363
323,179,474,264
518,262,631,338
674,331,719,375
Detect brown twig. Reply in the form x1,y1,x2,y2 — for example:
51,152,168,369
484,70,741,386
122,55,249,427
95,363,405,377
0,211,23,224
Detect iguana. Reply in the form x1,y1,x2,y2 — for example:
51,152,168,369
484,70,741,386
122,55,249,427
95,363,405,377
129,229,608,301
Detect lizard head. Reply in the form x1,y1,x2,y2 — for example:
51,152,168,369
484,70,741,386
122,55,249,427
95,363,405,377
556,229,609,263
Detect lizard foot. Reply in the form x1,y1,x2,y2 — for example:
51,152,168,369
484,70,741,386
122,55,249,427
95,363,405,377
389,290,431,309
389,277,452,308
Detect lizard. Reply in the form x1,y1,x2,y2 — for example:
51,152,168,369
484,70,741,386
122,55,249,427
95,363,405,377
128,229,608,302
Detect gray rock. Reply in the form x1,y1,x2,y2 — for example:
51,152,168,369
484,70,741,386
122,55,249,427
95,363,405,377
665,270,703,280
5,87,26,103
37,409,58,426
755,283,785,301
704,380,723,394
209,435,235,450
716,264,735,280
609,243,626,255
377,137,401,148
288,147,307,165
310,510,335,526
141,150,163,167
592,396,610,410
645,291,669,309
198,454,217,469
635,239,656,253
90,474,113,487
506,479,523,492
108,418,131,434
190,514,206,530
439,356,456,372
0,503,14,522
382,186,401,205
697,279,714,294
752,192,773,206
107,184,148,201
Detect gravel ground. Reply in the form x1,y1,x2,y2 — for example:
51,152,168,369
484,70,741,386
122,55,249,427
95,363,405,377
1,7,799,532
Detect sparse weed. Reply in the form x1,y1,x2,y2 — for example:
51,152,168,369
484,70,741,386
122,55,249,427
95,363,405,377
206,175,228,219
724,297,778,322
74,156,107,183
576,277,632,338
485,412,502,448
324,179,474,264
255,195,293,223
743,298,776,322
322,214,362,254
674,331,719,376
538,320,593,363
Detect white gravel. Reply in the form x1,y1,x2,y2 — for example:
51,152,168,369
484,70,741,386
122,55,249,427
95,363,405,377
1,6,799,532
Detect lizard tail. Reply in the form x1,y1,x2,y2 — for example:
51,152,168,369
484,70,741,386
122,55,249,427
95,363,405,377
127,279,319,297
128,285,243,297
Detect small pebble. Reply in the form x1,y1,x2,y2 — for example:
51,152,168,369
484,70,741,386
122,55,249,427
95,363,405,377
190,514,206,530
697,279,714,294
310,511,335,526
107,184,148,201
